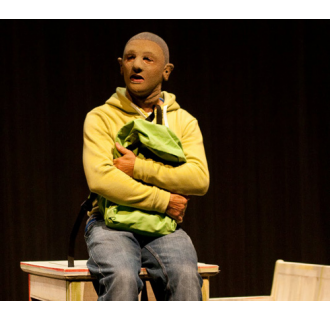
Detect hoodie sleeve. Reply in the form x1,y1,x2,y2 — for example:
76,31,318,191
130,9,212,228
83,110,171,213
133,116,209,196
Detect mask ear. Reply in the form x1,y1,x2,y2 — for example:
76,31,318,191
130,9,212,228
163,63,174,81
118,57,123,75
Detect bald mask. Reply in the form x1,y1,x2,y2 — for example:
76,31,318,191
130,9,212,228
124,32,170,65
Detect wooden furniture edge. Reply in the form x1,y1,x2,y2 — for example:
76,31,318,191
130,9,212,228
21,261,219,280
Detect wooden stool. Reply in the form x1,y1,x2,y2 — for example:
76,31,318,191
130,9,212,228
20,260,219,301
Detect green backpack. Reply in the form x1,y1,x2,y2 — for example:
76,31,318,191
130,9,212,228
98,118,186,237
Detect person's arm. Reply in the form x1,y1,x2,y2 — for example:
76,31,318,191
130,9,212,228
115,117,209,196
83,110,170,214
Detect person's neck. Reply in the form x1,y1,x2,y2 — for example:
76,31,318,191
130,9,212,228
126,88,161,113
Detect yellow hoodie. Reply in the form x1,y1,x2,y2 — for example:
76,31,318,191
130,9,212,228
83,87,209,214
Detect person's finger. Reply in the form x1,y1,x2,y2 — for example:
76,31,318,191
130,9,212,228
115,142,131,154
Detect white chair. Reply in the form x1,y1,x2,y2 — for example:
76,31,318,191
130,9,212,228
210,259,330,301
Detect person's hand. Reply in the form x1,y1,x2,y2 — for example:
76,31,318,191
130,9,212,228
166,194,189,224
113,142,136,177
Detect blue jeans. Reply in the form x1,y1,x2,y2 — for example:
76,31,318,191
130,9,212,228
84,219,203,301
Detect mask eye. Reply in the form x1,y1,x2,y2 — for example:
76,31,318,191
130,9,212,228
143,57,152,62
126,55,135,61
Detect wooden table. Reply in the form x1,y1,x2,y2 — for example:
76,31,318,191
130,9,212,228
20,260,219,301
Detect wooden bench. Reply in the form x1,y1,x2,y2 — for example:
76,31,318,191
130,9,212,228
20,260,219,301
210,259,330,301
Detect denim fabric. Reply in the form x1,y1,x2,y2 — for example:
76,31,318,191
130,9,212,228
84,219,203,301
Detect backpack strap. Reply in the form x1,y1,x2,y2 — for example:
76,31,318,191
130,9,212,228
144,104,162,124
68,193,97,267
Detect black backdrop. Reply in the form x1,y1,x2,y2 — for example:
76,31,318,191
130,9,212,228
1,20,329,301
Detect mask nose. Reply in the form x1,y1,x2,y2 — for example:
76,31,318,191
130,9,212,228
132,57,143,73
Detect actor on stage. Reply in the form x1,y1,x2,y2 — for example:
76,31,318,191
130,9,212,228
83,32,209,300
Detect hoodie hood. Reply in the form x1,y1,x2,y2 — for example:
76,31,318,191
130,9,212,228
106,87,180,117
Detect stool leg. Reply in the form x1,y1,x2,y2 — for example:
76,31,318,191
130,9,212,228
67,281,83,301
140,280,157,301
146,281,156,301
141,280,148,301
201,277,210,301
28,274,31,301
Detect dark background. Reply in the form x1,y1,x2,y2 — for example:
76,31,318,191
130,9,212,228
1,20,329,301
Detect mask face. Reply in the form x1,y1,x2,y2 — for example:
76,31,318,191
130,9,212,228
119,39,167,99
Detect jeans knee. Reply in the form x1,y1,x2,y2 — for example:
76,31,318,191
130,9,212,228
111,267,140,287
171,263,197,277
166,263,202,301
99,268,143,300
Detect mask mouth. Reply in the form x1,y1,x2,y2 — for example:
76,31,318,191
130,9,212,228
130,74,144,82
